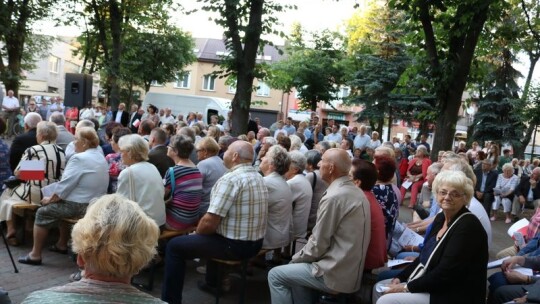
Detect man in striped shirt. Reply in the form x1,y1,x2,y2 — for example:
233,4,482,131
162,140,268,304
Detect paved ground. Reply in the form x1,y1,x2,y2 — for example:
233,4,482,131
0,203,520,304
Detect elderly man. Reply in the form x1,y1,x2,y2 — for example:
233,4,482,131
161,140,268,303
512,167,540,221
353,125,370,151
2,89,20,138
160,107,176,125
260,145,293,250
46,97,64,121
148,127,174,177
268,148,371,304
9,112,41,171
49,113,74,150
474,159,498,215
129,104,142,133
112,102,129,127
254,127,271,155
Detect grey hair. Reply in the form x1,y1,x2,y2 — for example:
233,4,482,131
317,141,331,152
289,135,302,151
49,112,66,125
118,134,149,162
428,162,444,175
263,136,277,146
267,145,291,176
289,150,307,173
36,121,58,142
502,163,514,172
432,170,474,205
305,150,322,169
177,126,195,142
442,158,477,186
77,119,95,129
24,112,42,129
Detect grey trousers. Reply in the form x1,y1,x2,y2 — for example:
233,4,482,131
373,279,430,304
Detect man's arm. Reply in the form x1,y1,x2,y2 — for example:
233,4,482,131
197,213,222,235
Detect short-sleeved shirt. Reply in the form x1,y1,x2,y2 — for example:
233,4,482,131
207,163,268,241
2,96,19,109
164,165,203,230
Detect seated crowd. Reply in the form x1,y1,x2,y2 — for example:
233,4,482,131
1,106,540,304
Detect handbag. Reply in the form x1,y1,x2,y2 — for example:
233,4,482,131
407,212,473,283
4,177,23,189
165,167,175,204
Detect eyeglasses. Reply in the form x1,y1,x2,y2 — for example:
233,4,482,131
437,190,465,199
29,104,36,106
196,149,205,153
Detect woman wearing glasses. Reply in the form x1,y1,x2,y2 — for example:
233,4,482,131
374,170,488,304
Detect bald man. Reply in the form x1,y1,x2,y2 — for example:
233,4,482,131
162,140,269,303
268,148,371,304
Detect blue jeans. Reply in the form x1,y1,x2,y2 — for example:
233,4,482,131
161,233,262,304
488,272,509,294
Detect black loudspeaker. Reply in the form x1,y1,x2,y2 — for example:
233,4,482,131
64,73,93,107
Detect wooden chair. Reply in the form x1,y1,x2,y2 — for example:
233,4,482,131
11,204,39,244
132,226,196,291
211,249,268,304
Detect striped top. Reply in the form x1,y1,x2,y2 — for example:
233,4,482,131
208,163,268,241
164,165,203,230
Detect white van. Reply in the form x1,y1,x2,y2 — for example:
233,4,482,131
142,92,230,124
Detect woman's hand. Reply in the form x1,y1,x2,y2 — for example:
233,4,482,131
504,270,528,284
513,296,528,303
384,281,406,294
502,256,525,272
41,194,60,206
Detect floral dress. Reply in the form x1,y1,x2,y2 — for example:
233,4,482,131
105,152,126,193
372,183,399,241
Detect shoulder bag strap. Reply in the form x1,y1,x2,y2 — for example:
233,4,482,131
311,172,317,191
422,212,473,270
169,167,176,194
128,167,135,201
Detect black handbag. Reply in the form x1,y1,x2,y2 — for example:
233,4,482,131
3,177,22,189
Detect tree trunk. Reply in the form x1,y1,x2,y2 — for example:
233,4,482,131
515,122,537,159
231,71,253,136
431,88,463,162
107,0,123,109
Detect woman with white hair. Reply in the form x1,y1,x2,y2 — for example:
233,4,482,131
369,131,381,149
22,194,164,303
285,151,312,240
117,134,165,228
0,121,65,245
491,163,519,223
374,170,488,304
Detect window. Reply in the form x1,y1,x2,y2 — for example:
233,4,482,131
202,75,216,91
338,86,350,99
49,56,60,73
256,81,270,97
151,80,163,87
175,72,191,89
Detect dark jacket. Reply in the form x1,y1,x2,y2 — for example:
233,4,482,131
515,175,540,202
474,168,498,194
112,110,129,127
397,207,488,304
9,128,38,172
148,145,175,178
129,112,142,134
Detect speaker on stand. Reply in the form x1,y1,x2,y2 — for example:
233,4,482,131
64,73,93,123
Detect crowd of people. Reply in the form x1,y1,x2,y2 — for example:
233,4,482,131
1,97,540,304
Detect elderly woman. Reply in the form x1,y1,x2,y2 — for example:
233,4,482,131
285,151,313,240
145,104,160,126
373,170,488,304
373,155,399,247
305,150,328,231
195,136,227,216
105,126,131,193
260,145,293,250
164,135,202,230
22,194,164,303
18,126,108,265
400,145,432,208
491,163,520,223
350,158,387,271
0,121,65,245
369,131,382,149
116,134,165,228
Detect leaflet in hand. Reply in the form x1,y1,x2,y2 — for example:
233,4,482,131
402,180,413,190
487,257,510,269
398,227,425,247
507,218,529,239
388,259,413,268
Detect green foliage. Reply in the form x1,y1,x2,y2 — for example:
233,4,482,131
0,0,57,92
268,27,349,111
120,28,196,93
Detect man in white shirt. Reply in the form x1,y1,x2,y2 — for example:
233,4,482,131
113,102,129,126
160,107,176,125
353,125,370,151
2,90,20,137
325,125,342,143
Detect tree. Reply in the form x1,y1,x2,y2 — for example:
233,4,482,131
390,0,497,161
345,3,420,139
199,0,293,135
472,48,525,149
0,0,55,95
120,29,196,93
268,27,349,111
63,0,176,109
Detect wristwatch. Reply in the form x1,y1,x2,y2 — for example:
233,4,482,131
403,284,409,292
